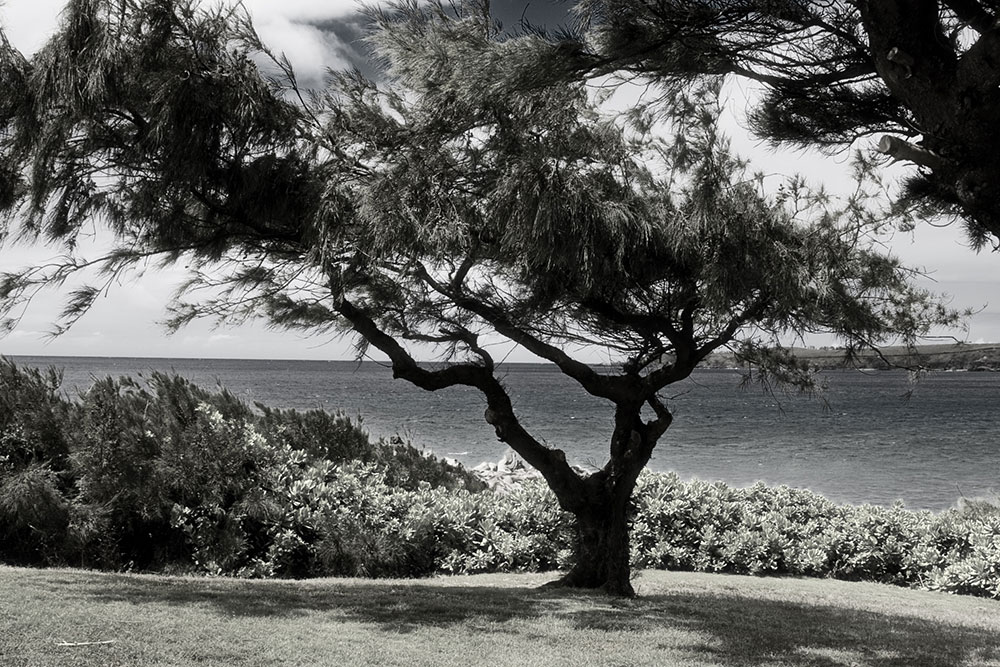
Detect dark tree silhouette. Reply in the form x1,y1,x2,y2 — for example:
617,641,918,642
566,0,1000,248
0,0,957,594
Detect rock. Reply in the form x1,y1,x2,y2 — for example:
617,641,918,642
471,450,605,493
472,449,541,493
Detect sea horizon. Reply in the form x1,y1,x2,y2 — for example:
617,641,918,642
5,353,999,511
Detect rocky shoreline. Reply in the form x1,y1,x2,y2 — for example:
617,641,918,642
470,450,541,492
470,449,602,493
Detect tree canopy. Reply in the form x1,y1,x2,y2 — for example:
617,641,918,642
563,0,1000,249
0,0,959,594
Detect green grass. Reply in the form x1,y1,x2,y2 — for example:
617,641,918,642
1,566,998,666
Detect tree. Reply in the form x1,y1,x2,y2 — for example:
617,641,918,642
0,0,957,595
563,0,1000,249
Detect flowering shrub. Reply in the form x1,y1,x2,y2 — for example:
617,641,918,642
228,460,574,579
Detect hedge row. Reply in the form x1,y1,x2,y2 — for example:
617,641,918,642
2,357,999,599
168,449,1000,599
630,474,1000,598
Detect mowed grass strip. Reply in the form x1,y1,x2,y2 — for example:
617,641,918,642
1,565,998,666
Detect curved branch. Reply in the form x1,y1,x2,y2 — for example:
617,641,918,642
411,264,635,401
643,394,673,442
334,296,587,502
943,0,997,33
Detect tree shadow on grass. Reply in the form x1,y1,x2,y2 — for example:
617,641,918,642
567,591,1000,667
84,574,545,630
78,573,1000,665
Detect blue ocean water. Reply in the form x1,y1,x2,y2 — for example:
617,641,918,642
8,355,1000,511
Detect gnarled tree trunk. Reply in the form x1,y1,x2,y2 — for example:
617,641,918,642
554,474,638,596
545,402,668,597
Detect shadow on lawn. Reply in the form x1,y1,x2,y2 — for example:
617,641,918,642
84,574,544,628
568,592,1000,667
79,573,999,666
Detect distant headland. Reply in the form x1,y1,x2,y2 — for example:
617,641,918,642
704,342,1000,371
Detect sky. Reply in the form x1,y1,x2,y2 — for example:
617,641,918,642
0,0,997,361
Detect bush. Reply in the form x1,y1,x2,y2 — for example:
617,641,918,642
0,463,70,564
256,406,372,463
257,405,485,492
627,471,1000,599
0,360,74,565
0,359,72,471
0,359,484,571
4,357,1000,601
373,436,487,493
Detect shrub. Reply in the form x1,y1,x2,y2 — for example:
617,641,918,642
625,472,1000,599
69,376,185,569
312,467,445,578
0,463,70,564
256,406,372,463
0,358,72,471
373,436,487,493
5,357,1000,601
257,405,485,492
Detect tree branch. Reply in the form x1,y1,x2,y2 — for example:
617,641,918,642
643,394,673,442
579,296,683,351
411,264,634,402
957,23,1000,88
877,135,946,170
334,296,587,501
943,0,997,33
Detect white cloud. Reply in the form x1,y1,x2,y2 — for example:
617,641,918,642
240,0,362,24
251,15,348,84
2,0,371,76
1,0,66,54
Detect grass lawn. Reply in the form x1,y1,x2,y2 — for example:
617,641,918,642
1,565,998,666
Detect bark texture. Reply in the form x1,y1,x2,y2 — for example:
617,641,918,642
543,402,670,597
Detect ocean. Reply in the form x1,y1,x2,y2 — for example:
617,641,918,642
7,355,1000,512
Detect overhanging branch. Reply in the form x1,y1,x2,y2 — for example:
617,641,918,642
411,263,634,402
877,135,946,171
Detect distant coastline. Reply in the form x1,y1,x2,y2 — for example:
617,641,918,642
10,343,1000,372
703,342,1000,372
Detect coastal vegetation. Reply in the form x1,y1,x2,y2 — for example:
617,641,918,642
3,359,1000,602
0,0,961,596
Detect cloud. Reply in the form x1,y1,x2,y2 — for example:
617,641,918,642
241,0,362,24
239,0,384,85
246,9,358,86
0,0,66,54
1,0,371,84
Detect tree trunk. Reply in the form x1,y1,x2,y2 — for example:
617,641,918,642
554,482,636,596
542,400,670,597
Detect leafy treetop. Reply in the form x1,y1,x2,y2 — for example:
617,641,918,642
566,0,1000,249
0,0,960,594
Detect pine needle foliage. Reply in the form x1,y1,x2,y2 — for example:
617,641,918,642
571,0,1000,248
0,0,961,594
